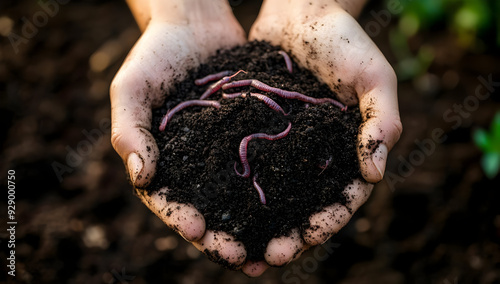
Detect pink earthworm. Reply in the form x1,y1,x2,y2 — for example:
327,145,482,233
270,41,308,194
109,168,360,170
249,93,289,116
222,79,347,111
252,174,266,204
199,70,247,100
278,51,293,73
222,92,288,115
234,122,292,178
159,100,221,131
194,70,232,86
222,92,289,115
222,92,246,99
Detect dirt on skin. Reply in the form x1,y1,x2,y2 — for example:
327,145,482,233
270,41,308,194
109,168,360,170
145,41,364,264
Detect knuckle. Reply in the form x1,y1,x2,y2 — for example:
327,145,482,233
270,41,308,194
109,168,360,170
110,129,124,153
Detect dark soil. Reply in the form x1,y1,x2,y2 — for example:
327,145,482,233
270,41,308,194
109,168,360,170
147,41,363,263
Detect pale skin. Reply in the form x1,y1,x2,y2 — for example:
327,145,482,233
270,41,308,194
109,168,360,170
111,0,402,277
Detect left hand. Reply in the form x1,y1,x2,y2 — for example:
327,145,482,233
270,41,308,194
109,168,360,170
111,0,269,276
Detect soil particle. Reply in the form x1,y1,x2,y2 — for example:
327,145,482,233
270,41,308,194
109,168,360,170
146,41,363,264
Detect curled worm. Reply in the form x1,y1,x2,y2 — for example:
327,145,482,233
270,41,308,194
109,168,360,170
234,122,292,178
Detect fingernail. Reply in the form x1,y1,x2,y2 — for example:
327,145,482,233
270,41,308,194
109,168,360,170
372,144,388,179
127,152,143,185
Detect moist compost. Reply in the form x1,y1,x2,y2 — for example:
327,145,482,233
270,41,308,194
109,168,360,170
147,41,363,264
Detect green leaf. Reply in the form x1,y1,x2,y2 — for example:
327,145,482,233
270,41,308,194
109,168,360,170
473,128,490,151
481,152,500,179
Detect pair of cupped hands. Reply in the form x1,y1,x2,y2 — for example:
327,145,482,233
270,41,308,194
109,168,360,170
110,0,402,277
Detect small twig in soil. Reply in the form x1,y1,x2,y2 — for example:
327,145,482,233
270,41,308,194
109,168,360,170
318,156,333,176
252,174,266,204
222,79,347,111
195,70,232,86
278,50,293,73
199,70,247,100
159,100,221,131
234,122,292,178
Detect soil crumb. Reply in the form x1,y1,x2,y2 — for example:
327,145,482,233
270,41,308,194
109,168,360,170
147,41,363,263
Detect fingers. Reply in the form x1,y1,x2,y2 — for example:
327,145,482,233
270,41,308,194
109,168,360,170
136,188,206,241
192,231,247,270
137,189,248,270
139,188,247,269
302,204,350,246
357,66,403,183
303,179,373,245
241,261,269,277
343,178,374,213
241,164,373,272
265,228,304,266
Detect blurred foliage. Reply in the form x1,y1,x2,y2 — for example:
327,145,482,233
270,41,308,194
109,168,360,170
474,112,500,179
389,29,434,81
388,0,499,80
396,0,498,45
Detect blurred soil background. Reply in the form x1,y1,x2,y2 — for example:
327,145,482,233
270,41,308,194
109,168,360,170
0,0,499,283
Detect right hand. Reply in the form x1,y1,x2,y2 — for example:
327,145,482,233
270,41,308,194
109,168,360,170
247,0,402,271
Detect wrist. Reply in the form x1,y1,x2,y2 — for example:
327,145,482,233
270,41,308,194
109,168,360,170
150,0,236,25
127,0,239,30
332,0,368,18
258,0,367,19
126,0,151,31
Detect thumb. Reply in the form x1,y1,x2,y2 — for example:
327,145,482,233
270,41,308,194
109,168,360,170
357,70,402,183
110,74,160,188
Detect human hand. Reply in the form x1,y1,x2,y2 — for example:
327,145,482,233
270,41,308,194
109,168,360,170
247,0,402,273
110,0,265,274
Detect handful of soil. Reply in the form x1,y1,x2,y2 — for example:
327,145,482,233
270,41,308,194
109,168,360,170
146,41,363,264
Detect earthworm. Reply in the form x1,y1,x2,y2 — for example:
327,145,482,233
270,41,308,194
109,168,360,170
249,93,289,116
222,92,289,115
222,92,246,99
199,70,246,100
252,174,266,204
195,70,232,86
234,122,292,178
278,51,293,73
222,79,347,111
159,100,221,131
